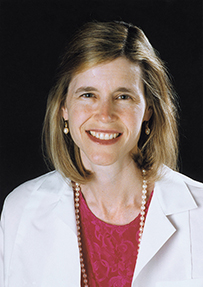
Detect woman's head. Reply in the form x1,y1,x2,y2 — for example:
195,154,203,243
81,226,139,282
42,21,179,183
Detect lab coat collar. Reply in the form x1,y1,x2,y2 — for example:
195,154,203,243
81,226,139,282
133,167,198,281
50,168,197,235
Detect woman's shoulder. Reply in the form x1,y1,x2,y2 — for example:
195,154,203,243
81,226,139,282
160,166,203,188
154,167,203,217
158,167,203,207
2,171,71,215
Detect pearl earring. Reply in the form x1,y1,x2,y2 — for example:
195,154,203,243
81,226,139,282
63,121,69,134
145,122,150,135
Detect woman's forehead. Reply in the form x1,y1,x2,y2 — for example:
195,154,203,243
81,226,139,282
73,56,140,76
69,58,142,90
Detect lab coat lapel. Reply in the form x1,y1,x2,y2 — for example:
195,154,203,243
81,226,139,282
133,189,176,280
132,169,198,282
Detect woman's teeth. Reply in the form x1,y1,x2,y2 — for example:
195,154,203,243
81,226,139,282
89,131,119,140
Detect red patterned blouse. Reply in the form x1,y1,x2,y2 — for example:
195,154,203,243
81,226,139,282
79,191,153,287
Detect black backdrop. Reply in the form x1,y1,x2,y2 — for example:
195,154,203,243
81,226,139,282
1,0,203,212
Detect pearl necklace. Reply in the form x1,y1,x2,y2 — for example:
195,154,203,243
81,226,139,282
72,169,148,287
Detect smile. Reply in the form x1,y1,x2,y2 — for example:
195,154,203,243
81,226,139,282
89,131,120,140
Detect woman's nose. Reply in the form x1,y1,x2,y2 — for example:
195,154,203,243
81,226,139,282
95,99,117,123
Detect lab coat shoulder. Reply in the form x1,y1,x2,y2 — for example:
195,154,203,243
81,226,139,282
155,167,203,215
2,170,71,216
174,170,203,205
1,170,73,248
0,171,80,287
3,170,69,206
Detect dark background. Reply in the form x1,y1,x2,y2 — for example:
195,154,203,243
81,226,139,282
1,0,203,213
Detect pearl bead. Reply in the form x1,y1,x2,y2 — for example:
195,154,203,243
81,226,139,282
63,127,69,134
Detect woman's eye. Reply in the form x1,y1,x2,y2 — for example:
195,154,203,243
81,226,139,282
117,94,131,100
81,93,95,98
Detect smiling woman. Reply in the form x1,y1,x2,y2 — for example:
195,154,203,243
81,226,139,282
43,22,178,184
1,21,203,287
62,58,151,169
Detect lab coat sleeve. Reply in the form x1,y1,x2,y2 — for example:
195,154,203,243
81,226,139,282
0,207,5,287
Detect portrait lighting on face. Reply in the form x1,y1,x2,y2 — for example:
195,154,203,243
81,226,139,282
62,58,152,169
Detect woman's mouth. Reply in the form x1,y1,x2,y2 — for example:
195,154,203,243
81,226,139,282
86,130,122,144
89,131,120,140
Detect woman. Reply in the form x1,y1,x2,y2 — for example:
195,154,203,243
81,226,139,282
1,21,203,287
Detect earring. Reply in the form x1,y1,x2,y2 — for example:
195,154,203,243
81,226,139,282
145,122,150,135
63,120,69,134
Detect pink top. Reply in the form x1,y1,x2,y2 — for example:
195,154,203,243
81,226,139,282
80,191,153,287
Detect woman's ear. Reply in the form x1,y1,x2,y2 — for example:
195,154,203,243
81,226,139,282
62,106,69,121
144,106,153,122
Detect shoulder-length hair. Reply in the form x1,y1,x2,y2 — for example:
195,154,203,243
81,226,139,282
42,21,179,183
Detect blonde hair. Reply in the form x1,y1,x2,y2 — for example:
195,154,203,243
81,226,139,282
42,21,179,183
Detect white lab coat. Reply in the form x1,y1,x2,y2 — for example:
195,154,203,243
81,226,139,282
0,167,203,287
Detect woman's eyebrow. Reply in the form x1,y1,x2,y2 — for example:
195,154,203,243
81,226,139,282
75,86,135,94
114,87,135,94
75,86,99,93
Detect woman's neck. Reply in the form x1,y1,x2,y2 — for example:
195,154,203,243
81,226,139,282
81,160,152,225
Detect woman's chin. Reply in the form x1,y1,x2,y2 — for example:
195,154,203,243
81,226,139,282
81,151,133,170
86,155,117,167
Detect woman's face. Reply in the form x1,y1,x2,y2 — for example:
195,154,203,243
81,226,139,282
63,57,152,170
